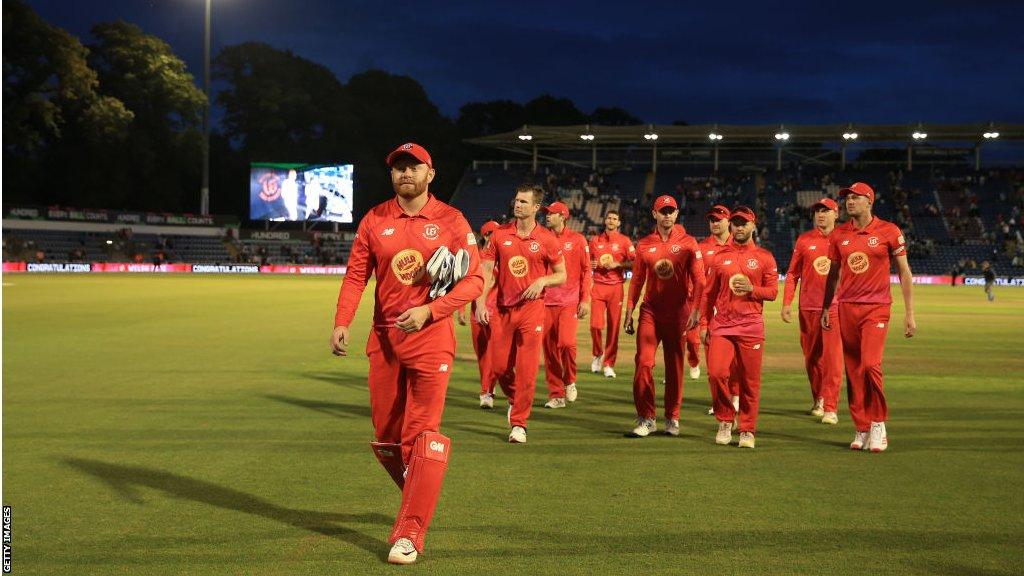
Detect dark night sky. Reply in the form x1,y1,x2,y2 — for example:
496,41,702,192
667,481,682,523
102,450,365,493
27,0,1024,126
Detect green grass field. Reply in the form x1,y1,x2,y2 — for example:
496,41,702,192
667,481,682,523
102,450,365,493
3,275,1024,575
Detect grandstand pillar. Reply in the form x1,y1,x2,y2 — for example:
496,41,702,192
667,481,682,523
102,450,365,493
907,144,913,171
776,146,782,171
713,145,719,173
974,144,981,171
532,145,538,174
652,142,658,174
592,143,597,171
841,144,847,171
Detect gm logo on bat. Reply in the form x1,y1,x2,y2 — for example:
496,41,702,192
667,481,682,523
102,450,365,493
429,441,446,454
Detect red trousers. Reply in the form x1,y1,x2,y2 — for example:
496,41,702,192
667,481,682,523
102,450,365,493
470,320,495,395
544,304,578,398
685,327,701,368
799,308,843,412
632,306,687,420
838,303,891,431
707,333,763,433
490,300,545,428
702,319,739,401
367,321,454,463
590,282,624,367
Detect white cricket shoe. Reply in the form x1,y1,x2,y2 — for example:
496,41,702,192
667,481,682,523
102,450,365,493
811,398,825,418
603,365,617,379
821,411,838,425
738,432,756,449
629,418,656,437
544,397,566,409
850,431,868,450
565,383,578,402
665,418,680,437
591,356,603,373
868,422,888,452
689,366,701,379
715,421,733,445
707,406,715,416
479,393,494,409
508,426,527,443
388,538,418,565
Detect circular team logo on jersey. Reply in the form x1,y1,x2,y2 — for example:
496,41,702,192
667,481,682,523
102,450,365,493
509,255,529,277
599,253,614,267
747,258,759,270
654,258,675,279
728,273,749,295
423,224,439,240
671,244,682,254
390,249,424,285
529,241,540,253
564,242,573,251
812,255,831,276
868,236,880,247
847,251,870,274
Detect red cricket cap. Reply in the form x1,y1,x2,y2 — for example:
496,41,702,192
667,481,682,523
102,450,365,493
730,205,757,224
811,197,839,212
543,201,570,217
480,220,499,236
706,204,731,220
840,182,875,203
654,195,678,211
386,142,433,168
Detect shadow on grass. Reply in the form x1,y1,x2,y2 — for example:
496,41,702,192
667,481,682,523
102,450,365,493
263,394,371,419
299,371,367,390
62,457,389,558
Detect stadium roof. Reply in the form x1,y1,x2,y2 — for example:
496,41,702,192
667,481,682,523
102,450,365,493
467,123,1024,148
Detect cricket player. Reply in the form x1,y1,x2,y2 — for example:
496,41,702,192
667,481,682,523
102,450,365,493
541,202,592,408
982,261,996,301
477,184,566,443
697,204,739,416
822,182,916,453
330,142,484,564
623,195,704,437
457,220,501,408
782,198,843,425
701,206,778,449
589,210,635,378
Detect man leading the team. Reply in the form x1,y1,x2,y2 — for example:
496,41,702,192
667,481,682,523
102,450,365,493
330,143,484,564
477,184,566,443
822,182,916,453
542,202,592,408
623,195,704,437
782,198,843,425
589,210,635,378
701,206,778,449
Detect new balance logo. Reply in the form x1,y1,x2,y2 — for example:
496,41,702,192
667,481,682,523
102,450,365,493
842,240,851,246
382,228,395,236
876,323,886,328
535,326,543,331
429,441,446,453
503,240,513,246
439,364,449,372
723,260,732,265
809,245,817,250
753,344,761,350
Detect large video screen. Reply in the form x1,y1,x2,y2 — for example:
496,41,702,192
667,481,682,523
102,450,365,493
249,163,354,223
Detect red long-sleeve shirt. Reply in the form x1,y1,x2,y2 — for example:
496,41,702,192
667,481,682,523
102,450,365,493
481,222,564,308
702,241,779,338
627,225,705,321
827,216,906,305
544,226,592,307
783,228,838,311
335,194,484,328
589,230,635,285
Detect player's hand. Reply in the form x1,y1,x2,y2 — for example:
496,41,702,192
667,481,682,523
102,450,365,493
522,279,547,300
577,302,590,320
624,314,635,335
731,275,753,295
330,326,350,356
686,309,700,331
781,305,793,323
821,311,832,331
475,304,490,325
701,328,710,347
456,309,468,326
904,311,916,338
396,305,432,333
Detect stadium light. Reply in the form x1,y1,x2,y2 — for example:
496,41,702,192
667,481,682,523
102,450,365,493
709,133,723,141
518,134,533,141
644,133,659,141
774,132,790,141
580,134,595,141
912,131,928,140
983,132,1000,139
843,132,859,140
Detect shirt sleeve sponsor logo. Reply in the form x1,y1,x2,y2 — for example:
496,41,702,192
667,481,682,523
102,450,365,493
508,255,529,277
423,224,440,240
746,258,759,270
812,256,831,275
695,250,703,259
847,251,870,274
467,232,477,245
654,259,675,279
529,241,540,253
391,249,425,285
897,235,905,245
584,245,590,253
628,245,636,254
728,273,749,295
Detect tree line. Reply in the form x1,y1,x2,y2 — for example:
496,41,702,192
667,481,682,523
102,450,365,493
3,0,653,217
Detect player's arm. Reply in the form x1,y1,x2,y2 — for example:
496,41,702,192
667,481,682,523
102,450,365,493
332,220,374,356
624,250,647,334
895,253,916,338
475,260,496,324
821,259,840,331
781,241,802,323
751,254,779,302
523,255,566,300
684,247,706,330
700,264,720,346
578,242,593,319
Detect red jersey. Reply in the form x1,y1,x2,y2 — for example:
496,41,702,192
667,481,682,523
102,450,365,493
627,225,705,321
698,234,732,269
828,217,906,305
482,222,564,308
784,228,838,311
589,230,635,285
702,242,779,338
544,226,592,308
335,194,483,328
